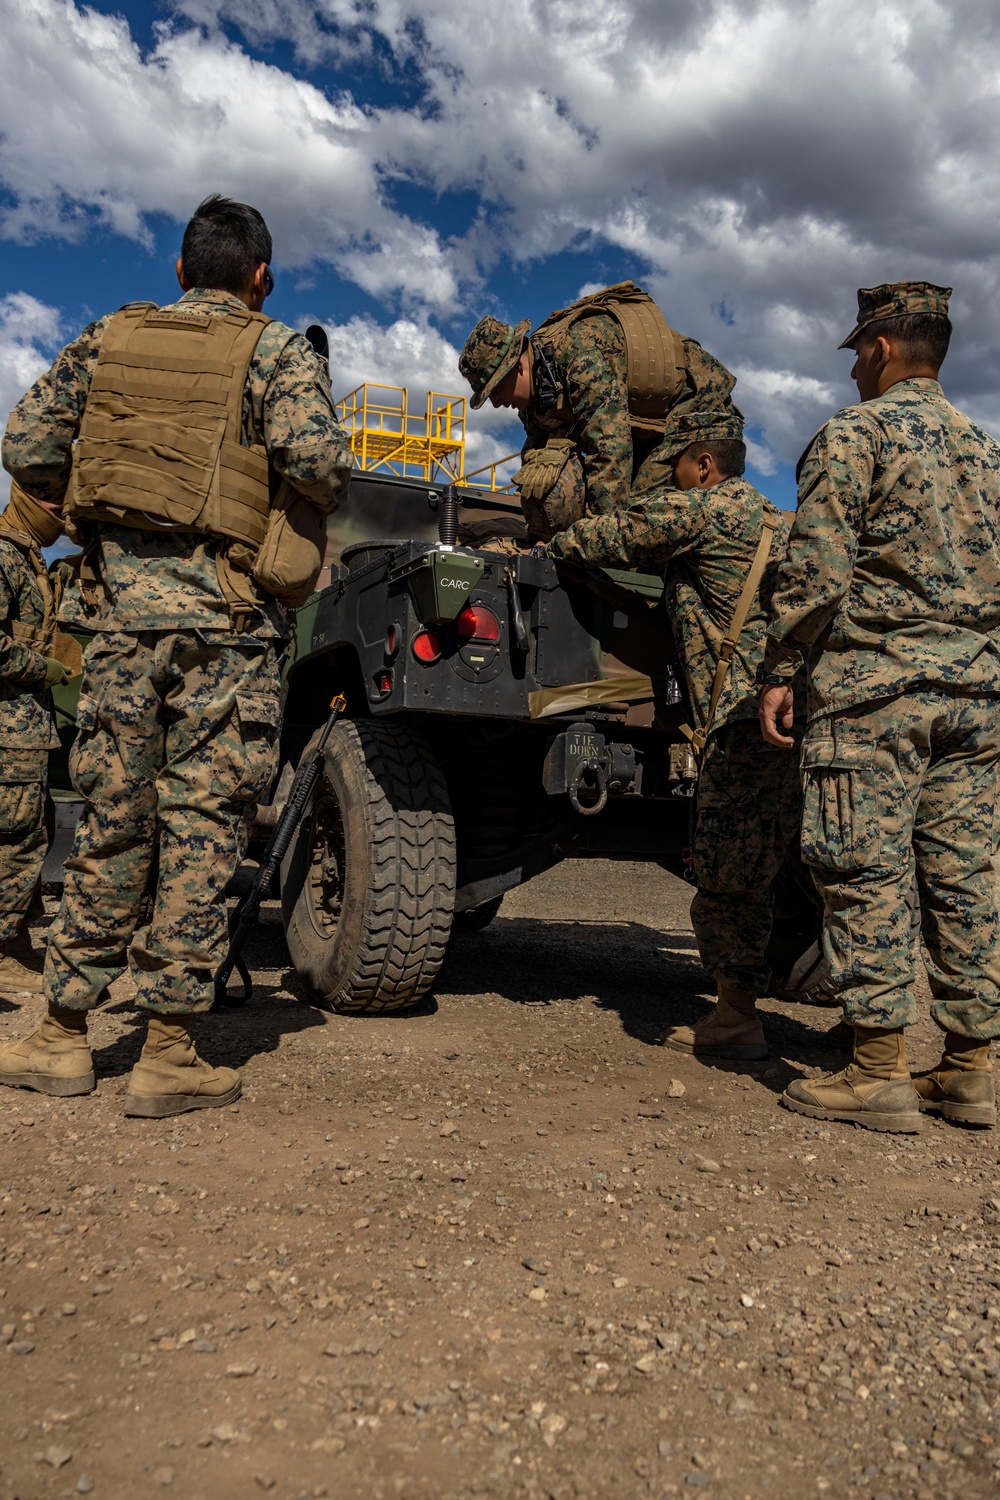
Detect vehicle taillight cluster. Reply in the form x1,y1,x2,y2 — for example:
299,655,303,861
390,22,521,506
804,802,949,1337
455,604,501,643
412,630,442,663
406,604,502,667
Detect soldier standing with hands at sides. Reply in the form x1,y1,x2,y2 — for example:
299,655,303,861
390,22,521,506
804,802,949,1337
458,283,737,541
760,282,1000,1133
0,194,353,1115
545,403,802,1062
0,482,72,997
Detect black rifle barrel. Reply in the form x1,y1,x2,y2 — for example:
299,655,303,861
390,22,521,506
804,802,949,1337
213,695,346,1005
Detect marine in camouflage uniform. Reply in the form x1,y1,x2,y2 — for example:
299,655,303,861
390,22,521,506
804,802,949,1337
547,408,803,1060
0,483,67,996
760,282,1000,1132
0,196,352,1114
458,294,738,540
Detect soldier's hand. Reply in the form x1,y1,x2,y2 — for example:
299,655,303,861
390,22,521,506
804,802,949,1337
513,438,576,503
759,684,795,748
43,656,71,689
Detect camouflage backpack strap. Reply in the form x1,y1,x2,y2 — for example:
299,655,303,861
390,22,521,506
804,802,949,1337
532,281,686,430
680,513,780,758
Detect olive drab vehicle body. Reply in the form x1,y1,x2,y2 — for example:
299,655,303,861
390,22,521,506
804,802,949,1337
276,471,818,1014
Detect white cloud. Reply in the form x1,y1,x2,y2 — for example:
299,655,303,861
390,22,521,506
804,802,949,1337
4,0,1000,469
0,0,459,310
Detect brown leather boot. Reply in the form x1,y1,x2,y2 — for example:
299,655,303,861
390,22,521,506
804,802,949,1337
912,1034,995,1127
123,1015,241,1118
781,1026,922,1133
659,982,767,1061
0,1005,95,1096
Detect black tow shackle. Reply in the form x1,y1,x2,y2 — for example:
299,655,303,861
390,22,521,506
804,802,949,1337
568,756,608,817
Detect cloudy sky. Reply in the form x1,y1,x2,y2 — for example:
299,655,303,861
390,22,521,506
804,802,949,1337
2,0,999,508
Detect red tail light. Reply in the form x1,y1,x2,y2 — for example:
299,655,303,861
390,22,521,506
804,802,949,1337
412,630,441,663
456,604,501,643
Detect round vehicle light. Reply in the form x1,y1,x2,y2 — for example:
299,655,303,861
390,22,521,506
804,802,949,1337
456,604,501,643
384,623,400,658
412,630,442,663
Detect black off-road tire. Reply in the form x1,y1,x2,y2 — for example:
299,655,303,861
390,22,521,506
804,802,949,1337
281,718,456,1013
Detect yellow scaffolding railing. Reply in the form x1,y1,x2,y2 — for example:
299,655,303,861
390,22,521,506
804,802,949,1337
334,382,517,491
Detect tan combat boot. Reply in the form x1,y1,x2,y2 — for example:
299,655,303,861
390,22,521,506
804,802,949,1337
0,928,44,997
659,981,768,1061
912,1034,995,1128
781,1026,922,1132
0,1005,95,1096
123,1015,241,1118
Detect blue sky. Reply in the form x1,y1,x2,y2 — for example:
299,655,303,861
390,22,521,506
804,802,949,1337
3,0,1000,513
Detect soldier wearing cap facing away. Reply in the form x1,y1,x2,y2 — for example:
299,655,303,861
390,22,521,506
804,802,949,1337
545,400,802,1063
458,283,738,542
760,282,1000,1132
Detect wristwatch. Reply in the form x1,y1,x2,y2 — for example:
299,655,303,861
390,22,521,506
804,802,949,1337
755,667,794,688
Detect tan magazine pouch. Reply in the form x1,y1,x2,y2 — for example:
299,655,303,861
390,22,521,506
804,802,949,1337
251,481,327,609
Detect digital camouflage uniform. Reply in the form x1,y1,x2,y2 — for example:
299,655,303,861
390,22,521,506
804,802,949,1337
0,526,60,946
3,287,353,1016
459,306,739,540
764,378,1000,1040
548,472,801,996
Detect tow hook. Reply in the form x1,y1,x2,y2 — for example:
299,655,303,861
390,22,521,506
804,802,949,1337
504,566,530,653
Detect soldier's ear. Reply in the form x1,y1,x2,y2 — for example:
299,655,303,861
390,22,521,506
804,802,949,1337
176,257,190,292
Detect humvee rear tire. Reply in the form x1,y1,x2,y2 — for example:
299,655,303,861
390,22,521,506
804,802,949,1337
281,718,456,1013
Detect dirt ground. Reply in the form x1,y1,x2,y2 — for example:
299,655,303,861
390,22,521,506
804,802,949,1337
1,859,999,1500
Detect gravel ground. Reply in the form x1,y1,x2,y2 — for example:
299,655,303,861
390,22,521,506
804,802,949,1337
1,859,998,1500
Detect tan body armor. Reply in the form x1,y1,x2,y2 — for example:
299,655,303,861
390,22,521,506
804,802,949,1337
66,302,282,555
530,280,687,434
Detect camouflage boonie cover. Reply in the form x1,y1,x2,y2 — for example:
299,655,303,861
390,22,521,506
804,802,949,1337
459,316,531,408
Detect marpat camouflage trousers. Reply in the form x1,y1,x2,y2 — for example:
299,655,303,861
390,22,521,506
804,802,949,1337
0,753,48,941
691,720,803,993
800,689,1000,1038
44,630,280,1014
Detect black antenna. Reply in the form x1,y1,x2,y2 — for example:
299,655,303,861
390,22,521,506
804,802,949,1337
438,483,459,546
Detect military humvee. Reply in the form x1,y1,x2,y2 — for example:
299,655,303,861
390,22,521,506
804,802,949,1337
276,472,819,1014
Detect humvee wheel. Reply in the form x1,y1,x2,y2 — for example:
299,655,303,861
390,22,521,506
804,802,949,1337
281,718,456,1013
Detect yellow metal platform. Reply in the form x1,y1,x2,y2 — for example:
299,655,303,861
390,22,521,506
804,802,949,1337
335,382,516,490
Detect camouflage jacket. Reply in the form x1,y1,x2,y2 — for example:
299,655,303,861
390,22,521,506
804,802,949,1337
2,289,353,637
523,317,735,518
763,379,1000,719
547,476,789,736
0,534,59,759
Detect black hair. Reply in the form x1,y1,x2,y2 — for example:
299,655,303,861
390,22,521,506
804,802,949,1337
858,312,952,369
679,438,746,478
179,194,272,295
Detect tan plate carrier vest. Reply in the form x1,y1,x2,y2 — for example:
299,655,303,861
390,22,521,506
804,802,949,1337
66,300,284,559
0,527,83,676
531,281,687,433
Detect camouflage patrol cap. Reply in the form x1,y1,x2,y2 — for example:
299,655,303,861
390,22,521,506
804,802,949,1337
838,281,952,350
459,316,531,409
659,404,745,461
